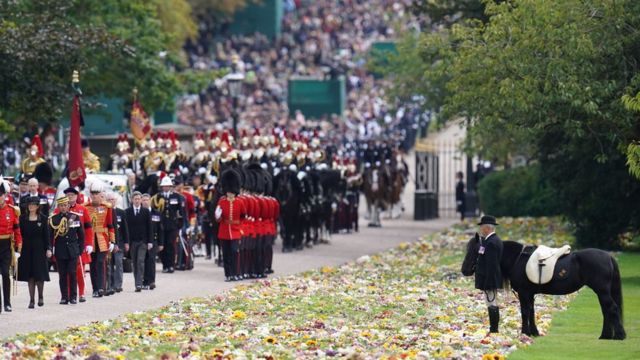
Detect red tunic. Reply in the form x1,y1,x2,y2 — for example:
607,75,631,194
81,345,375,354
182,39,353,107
0,204,22,251
181,191,196,226
216,196,246,240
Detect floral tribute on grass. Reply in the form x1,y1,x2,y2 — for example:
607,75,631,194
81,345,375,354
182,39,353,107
1,217,575,359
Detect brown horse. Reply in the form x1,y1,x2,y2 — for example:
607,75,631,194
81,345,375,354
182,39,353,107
363,164,388,227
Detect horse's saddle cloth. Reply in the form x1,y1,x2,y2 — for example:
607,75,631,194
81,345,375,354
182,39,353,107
525,245,571,285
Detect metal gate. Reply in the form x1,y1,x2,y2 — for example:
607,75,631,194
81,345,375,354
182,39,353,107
415,139,470,219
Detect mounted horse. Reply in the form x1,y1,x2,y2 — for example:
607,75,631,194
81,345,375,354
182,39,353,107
362,162,389,227
273,168,301,252
461,234,626,340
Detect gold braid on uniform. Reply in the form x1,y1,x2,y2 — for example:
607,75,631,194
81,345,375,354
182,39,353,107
151,195,165,212
49,216,69,239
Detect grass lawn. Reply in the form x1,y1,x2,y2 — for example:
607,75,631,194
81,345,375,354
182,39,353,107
508,253,640,360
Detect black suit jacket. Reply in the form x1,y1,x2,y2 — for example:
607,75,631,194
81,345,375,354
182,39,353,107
126,207,152,245
114,208,129,247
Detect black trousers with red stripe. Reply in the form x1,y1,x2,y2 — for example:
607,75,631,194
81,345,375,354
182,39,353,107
90,251,107,293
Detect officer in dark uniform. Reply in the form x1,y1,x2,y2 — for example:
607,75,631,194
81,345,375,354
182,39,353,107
142,193,162,290
151,177,186,273
49,196,85,304
475,215,504,333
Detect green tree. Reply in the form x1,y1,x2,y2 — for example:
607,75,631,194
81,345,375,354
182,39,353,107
396,0,640,247
0,0,223,135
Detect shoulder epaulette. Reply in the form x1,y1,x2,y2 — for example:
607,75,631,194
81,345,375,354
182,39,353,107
102,202,113,209
11,205,20,217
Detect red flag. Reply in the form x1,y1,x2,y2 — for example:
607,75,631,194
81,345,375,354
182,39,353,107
68,94,86,187
130,97,152,142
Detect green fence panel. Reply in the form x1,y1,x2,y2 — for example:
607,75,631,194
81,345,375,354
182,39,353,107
229,0,283,39
287,77,345,119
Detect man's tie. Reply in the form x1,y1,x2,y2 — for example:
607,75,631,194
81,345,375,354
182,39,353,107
135,208,138,216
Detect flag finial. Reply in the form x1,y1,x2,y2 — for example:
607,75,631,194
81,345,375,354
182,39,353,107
72,70,80,84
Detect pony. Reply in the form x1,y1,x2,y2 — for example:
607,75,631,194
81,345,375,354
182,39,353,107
461,235,626,340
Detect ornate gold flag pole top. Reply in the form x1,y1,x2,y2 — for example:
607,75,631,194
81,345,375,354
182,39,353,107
72,70,80,84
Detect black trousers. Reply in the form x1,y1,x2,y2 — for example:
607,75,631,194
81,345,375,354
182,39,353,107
0,244,11,306
202,222,213,257
58,257,78,300
144,244,157,285
90,251,107,293
221,240,239,278
162,230,178,270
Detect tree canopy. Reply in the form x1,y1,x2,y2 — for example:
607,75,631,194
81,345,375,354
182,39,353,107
0,0,231,136
387,0,640,247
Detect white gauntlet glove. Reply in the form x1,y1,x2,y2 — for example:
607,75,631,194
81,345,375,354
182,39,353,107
14,252,20,260
215,206,222,220
85,245,93,254
109,243,115,253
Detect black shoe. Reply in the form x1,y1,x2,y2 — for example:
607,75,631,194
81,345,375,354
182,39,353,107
28,301,35,309
225,277,232,282
168,267,174,273
266,269,274,274
60,299,68,305
106,289,115,296
115,288,123,293
69,299,77,305
135,287,142,292
92,291,101,298
4,305,11,312
162,268,169,273
79,297,86,303
38,298,44,307
205,255,212,260
98,289,104,297
150,283,156,290
176,265,186,271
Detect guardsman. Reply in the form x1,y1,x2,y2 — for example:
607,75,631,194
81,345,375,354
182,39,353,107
143,136,165,175
85,183,115,297
215,169,245,282
21,135,46,176
0,184,21,312
82,139,101,174
142,193,162,290
151,176,186,273
345,158,362,232
49,196,84,305
53,187,94,303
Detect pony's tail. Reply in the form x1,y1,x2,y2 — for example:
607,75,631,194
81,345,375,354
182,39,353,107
611,257,623,324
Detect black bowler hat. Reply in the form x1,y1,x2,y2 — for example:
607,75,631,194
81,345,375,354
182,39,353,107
478,215,499,226
27,196,41,206
63,187,79,195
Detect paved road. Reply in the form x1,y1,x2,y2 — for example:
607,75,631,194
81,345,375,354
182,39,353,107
0,151,457,338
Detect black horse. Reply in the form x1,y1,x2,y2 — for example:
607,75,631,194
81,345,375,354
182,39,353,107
461,235,626,340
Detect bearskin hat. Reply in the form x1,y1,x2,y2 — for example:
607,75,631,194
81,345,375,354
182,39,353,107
33,161,53,185
220,169,241,195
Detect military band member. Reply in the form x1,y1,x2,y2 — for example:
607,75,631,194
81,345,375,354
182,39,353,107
49,196,84,305
108,134,133,173
82,139,101,174
151,176,186,273
0,184,21,312
21,135,46,176
86,183,115,297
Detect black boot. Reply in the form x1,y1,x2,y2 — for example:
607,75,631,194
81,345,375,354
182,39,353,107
488,306,500,333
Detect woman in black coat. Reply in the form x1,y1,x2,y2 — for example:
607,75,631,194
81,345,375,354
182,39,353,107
18,196,52,308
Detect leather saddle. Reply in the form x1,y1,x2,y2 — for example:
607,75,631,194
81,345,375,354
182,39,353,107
525,245,571,285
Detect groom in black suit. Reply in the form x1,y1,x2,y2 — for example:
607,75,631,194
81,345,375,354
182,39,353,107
125,191,153,291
